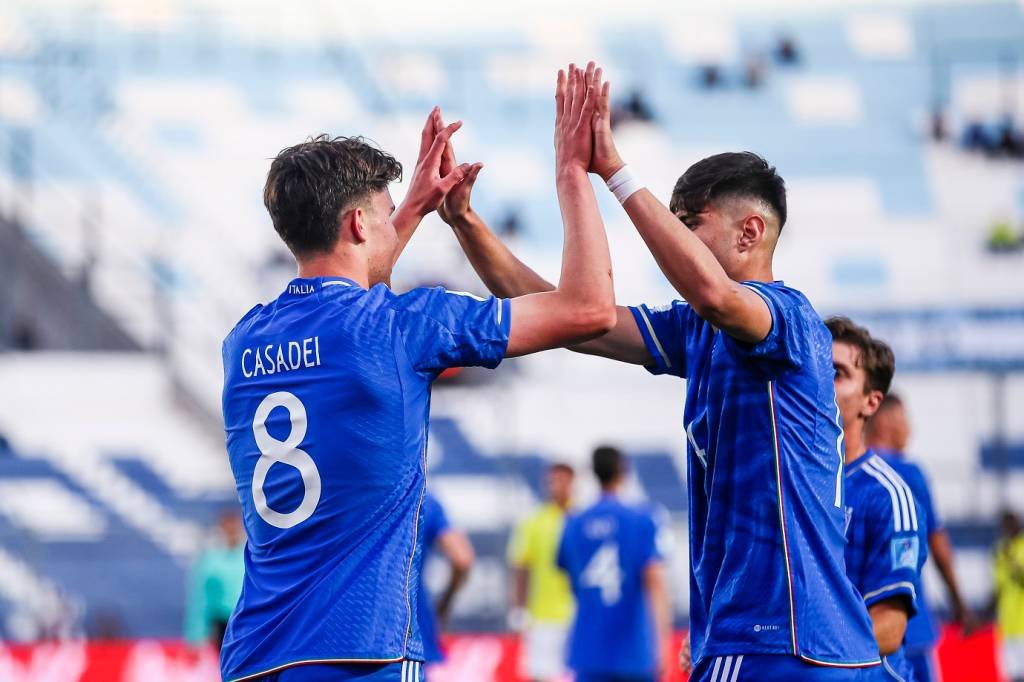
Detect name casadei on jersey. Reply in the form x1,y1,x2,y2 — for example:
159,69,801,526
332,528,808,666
240,336,322,378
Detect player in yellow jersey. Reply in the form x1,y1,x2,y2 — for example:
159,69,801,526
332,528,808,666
508,462,576,682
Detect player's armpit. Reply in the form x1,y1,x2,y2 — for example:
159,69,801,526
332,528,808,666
570,305,653,365
867,597,910,655
505,292,616,358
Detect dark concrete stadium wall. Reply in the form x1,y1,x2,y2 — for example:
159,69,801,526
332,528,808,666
0,216,140,351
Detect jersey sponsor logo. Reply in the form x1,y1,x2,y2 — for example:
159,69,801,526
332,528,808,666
753,623,782,633
890,536,919,571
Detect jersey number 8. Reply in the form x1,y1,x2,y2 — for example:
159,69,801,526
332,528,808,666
251,391,321,528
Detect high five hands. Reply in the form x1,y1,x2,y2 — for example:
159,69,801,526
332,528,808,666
427,60,624,226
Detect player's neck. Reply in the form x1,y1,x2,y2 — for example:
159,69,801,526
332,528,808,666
844,425,869,464
730,260,774,283
296,251,370,289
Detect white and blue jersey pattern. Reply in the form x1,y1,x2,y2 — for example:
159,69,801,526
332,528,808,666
220,277,509,681
845,451,929,681
629,281,879,670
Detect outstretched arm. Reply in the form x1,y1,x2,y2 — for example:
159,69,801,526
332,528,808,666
489,63,617,357
434,529,474,628
390,107,475,267
589,81,772,344
437,82,650,364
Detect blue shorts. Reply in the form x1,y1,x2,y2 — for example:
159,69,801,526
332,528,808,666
252,660,424,681
575,673,656,682
691,654,886,681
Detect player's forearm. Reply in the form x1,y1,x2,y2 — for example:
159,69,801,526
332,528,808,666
436,565,469,624
448,210,554,298
554,168,615,329
510,568,529,609
390,203,425,267
868,601,908,655
930,530,968,613
622,190,744,319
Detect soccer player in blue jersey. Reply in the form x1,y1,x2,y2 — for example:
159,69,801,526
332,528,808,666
439,82,882,678
417,492,474,667
219,63,616,682
556,446,671,682
828,317,929,681
868,394,980,682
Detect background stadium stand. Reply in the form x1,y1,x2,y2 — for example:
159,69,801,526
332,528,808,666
0,0,1022,665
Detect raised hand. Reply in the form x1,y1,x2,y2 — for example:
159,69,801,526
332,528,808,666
432,110,484,225
589,67,625,181
402,107,474,217
554,62,599,174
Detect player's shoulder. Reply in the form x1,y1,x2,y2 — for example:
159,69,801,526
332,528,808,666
223,303,265,347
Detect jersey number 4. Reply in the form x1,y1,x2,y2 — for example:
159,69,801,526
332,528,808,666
251,391,321,528
582,542,623,605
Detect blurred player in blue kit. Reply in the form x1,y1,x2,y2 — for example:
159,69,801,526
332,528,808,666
828,317,929,681
442,71,883,678
219,64,616,681
417,492,474,667
867,393,980,682
557,446,671,682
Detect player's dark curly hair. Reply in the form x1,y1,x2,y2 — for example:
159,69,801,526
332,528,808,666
264,135,402,256
825,316,895,396
592,445,626,486
669,151,787,231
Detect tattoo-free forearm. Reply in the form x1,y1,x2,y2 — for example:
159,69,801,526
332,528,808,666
449,210,554,298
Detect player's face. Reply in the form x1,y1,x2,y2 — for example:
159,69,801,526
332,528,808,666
546,469,573,506
676,205,743,275
832,341,876,430
364,189,399,286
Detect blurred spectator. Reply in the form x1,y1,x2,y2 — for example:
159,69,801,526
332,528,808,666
698,64,723,90
743,54,767,89
418,491,474,668
508,462,575,682
496,207,524,239
994,510,1024,682
930,109,948,142
962,118,994,153
986,220,1023,253
775,33,801,64
868,393,980,682
996,116,1024,158
611,90,656,129
184,509,245,651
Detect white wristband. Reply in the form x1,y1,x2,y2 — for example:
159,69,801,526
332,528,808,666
605,165,644,204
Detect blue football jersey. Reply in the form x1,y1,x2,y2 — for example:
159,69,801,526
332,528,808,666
557,494,662,677
845,451,929,681
878,451,941,652
418,493,451,663
220,277,509,681
630,281,879,668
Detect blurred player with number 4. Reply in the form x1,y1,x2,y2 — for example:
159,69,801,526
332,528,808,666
557,446,671,682
219,64,616,681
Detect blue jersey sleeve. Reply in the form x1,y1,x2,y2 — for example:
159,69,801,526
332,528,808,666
421,494,451,550
629,301,692,377
722,281,816,375
638,512,663,569
901,463,942,533
391,287,511,374
860,491,923,615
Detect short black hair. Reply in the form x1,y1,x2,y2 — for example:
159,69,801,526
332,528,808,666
592,445,626,486
669,152,787,230
826,316,895,396
264,135,402,256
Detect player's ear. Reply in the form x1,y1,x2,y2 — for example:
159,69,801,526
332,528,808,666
738,214,765,251
346,207,369,244
862,389,884,419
